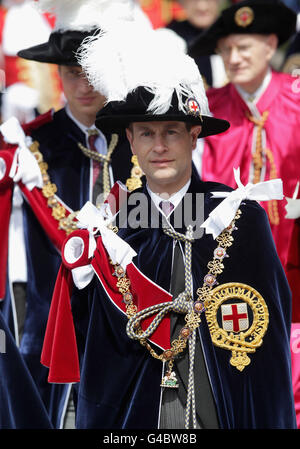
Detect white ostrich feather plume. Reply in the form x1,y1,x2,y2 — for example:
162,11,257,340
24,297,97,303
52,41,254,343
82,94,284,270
78,22,211,116
35,0,146,32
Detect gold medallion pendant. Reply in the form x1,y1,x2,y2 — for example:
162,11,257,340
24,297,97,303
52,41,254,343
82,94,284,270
205,282,269,371
160,371,179,389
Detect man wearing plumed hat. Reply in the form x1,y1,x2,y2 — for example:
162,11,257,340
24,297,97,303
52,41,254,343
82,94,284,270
41,18,296,429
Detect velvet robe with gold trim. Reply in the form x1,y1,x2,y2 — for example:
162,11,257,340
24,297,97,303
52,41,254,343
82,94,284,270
68,174,296,429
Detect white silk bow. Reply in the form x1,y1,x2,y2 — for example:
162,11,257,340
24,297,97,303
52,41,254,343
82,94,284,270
69,201,137,290
201,167,284,238
285,181,300,220
77,201,137,268
0,117,43,190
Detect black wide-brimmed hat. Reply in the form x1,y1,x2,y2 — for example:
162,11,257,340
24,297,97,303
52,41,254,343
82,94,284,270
95,86,230,138
189,0,297,57
17,29,99,66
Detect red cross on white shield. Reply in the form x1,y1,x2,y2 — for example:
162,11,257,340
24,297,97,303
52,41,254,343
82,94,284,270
221,303,249,332
187,98,200,114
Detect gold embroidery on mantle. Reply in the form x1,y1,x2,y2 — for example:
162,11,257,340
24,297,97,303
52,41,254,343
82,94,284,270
109,208,268,374
29,140,77,235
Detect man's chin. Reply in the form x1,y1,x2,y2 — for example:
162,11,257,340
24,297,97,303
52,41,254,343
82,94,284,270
76,103,102,116
228,71,251,86
151,168,176,181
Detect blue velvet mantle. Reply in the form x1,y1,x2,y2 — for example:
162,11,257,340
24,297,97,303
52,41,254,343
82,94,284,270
71,173,297,429
0,107,133,428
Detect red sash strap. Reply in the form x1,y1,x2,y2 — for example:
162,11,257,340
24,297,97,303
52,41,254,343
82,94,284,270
0,109,58,298
40,264,78,383
41,229,91,383
18,183,72,251
92,240,172,350
42,228,173,383
105,180,130,215
0,150,15,299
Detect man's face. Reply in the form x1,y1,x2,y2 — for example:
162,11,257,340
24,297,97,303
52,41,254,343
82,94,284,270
181,0,220,29
59,65,106,127
217,34,277,92
126,121,201,195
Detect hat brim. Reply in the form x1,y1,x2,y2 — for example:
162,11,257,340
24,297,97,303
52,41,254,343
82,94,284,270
18,41,78,65
95,113,230,138
17,30,99,65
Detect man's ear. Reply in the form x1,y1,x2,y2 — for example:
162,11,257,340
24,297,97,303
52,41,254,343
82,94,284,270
190,125,202,149
265,34,278,62
125,128,135,154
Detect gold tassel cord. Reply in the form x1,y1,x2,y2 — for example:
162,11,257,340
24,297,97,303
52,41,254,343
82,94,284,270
28,141,78,235
78,133,119,197
246,110,279,225
78,136,144,195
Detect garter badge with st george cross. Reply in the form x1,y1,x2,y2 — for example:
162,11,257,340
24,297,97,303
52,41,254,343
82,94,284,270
186,97,202,121
205,282,269,371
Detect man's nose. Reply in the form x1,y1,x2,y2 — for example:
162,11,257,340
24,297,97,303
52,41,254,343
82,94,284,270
153,134,167,153
78,77,94,93
228,47,241,64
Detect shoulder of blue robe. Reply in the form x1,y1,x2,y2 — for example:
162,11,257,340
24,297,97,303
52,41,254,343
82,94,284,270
0,310,52,429
28,108,86,160
22,109,54,135
24,108,134,188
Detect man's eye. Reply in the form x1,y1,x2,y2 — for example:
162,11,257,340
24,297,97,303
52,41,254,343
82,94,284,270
238,45,249,51
68,70,81,77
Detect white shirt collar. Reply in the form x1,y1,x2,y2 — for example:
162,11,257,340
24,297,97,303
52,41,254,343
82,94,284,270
65,104,107,154
65,104,99,137
147,179,191,216
235,68,272,105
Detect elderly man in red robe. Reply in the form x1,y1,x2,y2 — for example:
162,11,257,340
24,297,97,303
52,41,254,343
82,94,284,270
189,0,298,270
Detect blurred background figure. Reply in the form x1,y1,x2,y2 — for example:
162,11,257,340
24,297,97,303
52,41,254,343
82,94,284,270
0,0,63,124
139,0,185,27
164,0,227,88
281,0,300,73
189,0,298,271
225,0,300,69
